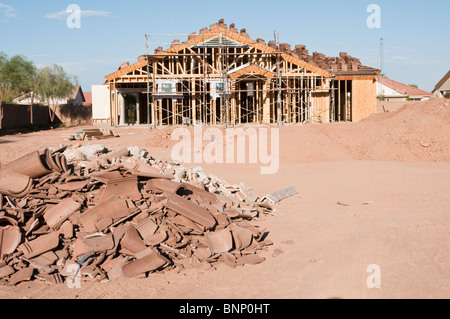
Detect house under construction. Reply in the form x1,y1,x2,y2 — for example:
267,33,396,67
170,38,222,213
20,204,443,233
93,20,380,127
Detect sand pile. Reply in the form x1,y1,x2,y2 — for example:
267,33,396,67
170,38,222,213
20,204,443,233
279,98,450,163
357,98,450,161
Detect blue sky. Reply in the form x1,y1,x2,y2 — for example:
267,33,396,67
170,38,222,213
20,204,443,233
1,0,449,92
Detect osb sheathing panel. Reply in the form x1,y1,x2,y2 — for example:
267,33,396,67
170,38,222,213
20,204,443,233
352,77,377,122
312,92,330,123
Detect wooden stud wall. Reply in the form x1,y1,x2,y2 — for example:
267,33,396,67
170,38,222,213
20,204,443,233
105,33,349,126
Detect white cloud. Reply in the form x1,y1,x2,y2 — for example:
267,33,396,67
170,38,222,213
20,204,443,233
45,8,110,20
0,3,17,22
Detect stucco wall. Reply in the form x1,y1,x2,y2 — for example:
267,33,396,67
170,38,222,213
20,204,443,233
92,84,111,122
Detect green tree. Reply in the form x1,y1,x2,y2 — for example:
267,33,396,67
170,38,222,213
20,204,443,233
0,52,35,128
37,64,76,124
0,53,8,126
5,55,35,99
27,66,47,126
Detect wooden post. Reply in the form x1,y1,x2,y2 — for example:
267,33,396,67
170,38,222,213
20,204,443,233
192,80,196,126
293,86,297,124
344,80,348,122
256,80,260,123
338,80,341,122
238,83,242,125
159,99,163,126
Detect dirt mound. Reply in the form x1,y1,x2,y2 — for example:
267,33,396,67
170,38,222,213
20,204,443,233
146,127,178,149
366,98,450,125
352,98,450,162
278,98,450,163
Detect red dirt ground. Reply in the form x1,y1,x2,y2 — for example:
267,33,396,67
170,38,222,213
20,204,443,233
0,98,449,299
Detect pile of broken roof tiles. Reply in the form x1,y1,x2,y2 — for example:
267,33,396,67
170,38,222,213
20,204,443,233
0,145,273,286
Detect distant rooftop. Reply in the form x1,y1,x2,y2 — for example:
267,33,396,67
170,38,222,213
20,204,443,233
377,76,433,97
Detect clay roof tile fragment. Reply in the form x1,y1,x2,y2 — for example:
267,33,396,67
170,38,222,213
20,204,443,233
121,248,170,278
164,193,217,229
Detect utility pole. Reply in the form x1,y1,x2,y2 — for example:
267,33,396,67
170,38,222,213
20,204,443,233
378,37,384,97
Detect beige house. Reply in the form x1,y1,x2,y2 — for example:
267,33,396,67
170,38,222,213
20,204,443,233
432,70,450,98
376,76,433,101
14,85,86,106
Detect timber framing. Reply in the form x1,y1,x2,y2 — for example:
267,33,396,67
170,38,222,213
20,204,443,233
102,20,380,127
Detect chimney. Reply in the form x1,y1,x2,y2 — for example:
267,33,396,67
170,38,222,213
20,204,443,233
154,47,163,54
340,63,348,72
137,55,146,62
188,32,197,40
199,27,208,34
256,38,265,44
210,23,219,30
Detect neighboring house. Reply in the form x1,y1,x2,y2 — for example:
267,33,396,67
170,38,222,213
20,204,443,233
376,76,433,101
432,70,450,98
93,19,381,126
13,85,86,106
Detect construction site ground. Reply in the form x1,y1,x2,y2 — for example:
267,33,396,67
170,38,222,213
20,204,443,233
0,98,449,299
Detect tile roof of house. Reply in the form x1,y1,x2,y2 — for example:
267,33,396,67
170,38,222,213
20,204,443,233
377,76,433,97
83,92,92,105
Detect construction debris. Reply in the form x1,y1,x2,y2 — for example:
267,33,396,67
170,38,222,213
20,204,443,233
262,186,299,204
68,128,119,141
0,145,273,286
